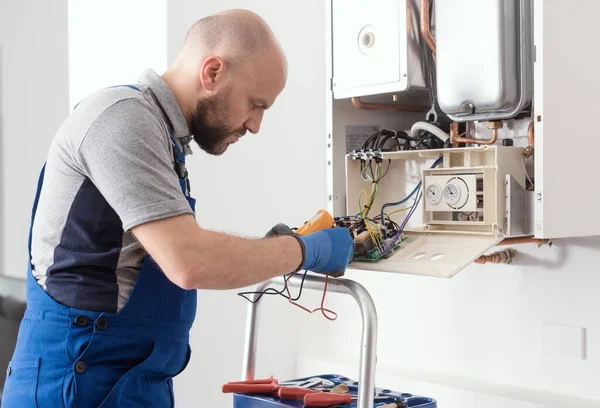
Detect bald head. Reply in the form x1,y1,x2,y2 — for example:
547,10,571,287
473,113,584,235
163,9,288,156
181,9,285,72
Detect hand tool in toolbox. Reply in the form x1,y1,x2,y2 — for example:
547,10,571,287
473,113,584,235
303,392,404,407
223,375,412,407
222,376,338,396
229,373,436,407
222,376,279,394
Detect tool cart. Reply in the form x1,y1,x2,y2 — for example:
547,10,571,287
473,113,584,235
227,274,437,408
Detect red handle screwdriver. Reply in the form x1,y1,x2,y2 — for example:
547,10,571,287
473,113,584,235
304,393,352,406
222,376,279,394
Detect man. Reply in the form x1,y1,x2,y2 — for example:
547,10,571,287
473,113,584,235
2,9,353,407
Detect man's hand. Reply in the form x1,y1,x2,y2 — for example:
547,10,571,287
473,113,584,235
265,223,354,277
294,228,354,276
132,215,353,291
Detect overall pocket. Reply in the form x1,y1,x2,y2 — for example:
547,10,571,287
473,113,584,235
68,333,154,408
97,341,189,408
97,342,162,408
2,358,40,408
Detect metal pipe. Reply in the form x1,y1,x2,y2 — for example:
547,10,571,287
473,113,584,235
452,128,498,145
523,120,535,158
420,0,436,54
475,248,517,264
241,274,379,408
350,97,429,113
452,121,501,145
241,283,264,381
527,120,535,147
450,122,459,147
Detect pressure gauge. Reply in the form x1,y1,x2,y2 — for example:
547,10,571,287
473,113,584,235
426,183,442,205
443,183,461,206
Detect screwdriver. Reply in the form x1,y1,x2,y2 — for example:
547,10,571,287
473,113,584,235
277,383,349,400
221,376,279,394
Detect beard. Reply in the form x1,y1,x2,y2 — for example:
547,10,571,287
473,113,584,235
189,94,244,156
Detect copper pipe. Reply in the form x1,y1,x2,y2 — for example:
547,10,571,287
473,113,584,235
450,122,459,147
523,120,535,158
420,0,436,54
496,237,551,247
475,237,552,265
350,97,429,113
475,249,516,265
452,128,499,145
475,236,551,265
527,120,535,146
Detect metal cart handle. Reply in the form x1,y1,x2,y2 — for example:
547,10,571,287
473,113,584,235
241,273,378,408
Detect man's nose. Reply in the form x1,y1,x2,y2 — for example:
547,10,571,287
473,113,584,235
244,110,264,134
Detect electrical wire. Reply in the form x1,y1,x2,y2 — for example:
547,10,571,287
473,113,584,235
380,156,443,238
386,207,411,218
361,129,444,152
237,270,309,304
380,182,422,229
284,272,337,321
358,190,367,213
237,270,337,321
380,185,423,256
358,159,391,218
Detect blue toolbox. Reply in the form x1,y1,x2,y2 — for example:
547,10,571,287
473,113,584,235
231,373,437,407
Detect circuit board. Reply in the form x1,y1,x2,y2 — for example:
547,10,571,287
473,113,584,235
352,236,408,262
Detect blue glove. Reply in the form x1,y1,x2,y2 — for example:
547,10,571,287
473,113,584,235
294,228,354,277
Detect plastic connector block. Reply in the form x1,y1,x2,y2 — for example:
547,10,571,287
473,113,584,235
349,149,383,162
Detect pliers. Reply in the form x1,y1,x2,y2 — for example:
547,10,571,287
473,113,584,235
222,377,408,408
221,376,336,396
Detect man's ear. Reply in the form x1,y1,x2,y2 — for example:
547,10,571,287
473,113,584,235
199,56,226,91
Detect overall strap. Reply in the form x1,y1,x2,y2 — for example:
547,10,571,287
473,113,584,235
28,165,46,255
167,129,192,196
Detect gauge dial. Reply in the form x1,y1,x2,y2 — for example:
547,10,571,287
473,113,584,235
426,183,442,205
443,183,461,206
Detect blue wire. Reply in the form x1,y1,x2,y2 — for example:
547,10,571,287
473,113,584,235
380,182,422,225
380,156,443,235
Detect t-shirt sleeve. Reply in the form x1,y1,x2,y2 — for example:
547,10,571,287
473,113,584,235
75,98,193,231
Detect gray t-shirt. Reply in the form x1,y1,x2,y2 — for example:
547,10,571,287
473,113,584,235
30,69,194,312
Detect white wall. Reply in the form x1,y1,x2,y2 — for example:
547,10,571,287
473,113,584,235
0,0,69,279
322,239,600,405
0,0,167,280
167,1,331,406
68,0,167,107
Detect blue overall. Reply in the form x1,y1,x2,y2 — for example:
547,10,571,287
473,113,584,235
2,115,197,406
